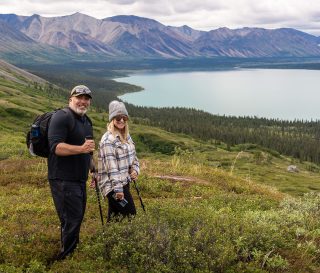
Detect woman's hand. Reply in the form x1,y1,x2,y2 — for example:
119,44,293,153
130,170,138,180
115,192,124,200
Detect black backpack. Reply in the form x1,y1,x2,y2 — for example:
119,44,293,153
26,108,75,157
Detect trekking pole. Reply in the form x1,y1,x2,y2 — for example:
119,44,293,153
132,179,146,212
91,170,104,228
87,136,104,228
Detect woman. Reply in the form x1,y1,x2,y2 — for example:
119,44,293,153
97,100,139,221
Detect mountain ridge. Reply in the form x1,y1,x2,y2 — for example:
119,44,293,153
1,12,320,59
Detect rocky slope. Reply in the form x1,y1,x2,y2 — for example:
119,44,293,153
1,13,320,58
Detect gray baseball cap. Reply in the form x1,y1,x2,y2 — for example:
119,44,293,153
70,85,92,98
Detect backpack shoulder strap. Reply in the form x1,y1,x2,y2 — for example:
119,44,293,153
85,114,92,127
61,107,76,131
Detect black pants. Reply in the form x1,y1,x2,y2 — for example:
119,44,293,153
107,183,136,222
49,179,87,260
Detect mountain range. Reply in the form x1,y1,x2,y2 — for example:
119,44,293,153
1,12,320,59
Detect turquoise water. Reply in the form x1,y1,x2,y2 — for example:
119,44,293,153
117,69,320,120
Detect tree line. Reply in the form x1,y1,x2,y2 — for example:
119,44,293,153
126,105,320,164
26,65,320,164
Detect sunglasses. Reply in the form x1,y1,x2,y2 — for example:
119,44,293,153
115,115,128,122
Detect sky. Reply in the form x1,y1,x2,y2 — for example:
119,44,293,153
2,0,320,35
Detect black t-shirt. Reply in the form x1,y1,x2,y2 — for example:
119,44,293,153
47,107,93,182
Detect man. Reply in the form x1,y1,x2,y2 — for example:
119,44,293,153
48,85,95,260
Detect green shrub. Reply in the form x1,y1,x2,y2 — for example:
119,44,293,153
0,264,23,273
96,200,310,272
5,108,30,118
135,133,178,155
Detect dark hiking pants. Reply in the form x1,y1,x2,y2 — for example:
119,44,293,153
107,183,136,222
49,179,87,260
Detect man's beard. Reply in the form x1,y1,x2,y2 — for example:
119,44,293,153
70,105,88,116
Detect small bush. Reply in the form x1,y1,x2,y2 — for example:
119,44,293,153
96,200,312,272
5,108,30,119
135,133,178,155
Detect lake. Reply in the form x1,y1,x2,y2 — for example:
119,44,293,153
117,69,320,121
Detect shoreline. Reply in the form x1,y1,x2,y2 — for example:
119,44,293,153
115,68,320,122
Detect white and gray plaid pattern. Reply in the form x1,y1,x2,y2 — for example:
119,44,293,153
97,131,139,197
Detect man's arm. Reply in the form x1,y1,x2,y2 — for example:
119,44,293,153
55,140,95,156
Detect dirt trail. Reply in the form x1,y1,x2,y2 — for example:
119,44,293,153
153,175,210,185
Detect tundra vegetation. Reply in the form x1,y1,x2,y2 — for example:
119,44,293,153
1,66,320,272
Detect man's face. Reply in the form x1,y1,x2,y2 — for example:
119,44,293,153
69,95,91,116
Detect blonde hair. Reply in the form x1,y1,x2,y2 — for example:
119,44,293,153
107,120,129,143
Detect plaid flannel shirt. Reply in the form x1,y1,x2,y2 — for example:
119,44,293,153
97,131,139,197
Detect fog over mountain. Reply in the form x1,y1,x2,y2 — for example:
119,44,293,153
1,12,320,59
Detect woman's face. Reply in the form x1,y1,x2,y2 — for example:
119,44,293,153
113,115,128,130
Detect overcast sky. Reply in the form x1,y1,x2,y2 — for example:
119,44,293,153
2,0,320,35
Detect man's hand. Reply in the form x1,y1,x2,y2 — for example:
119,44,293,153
89,176,96,188
82,139,95,154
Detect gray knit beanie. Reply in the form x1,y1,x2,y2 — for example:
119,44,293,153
108,100,129,121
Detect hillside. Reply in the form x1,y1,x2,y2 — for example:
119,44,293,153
1,63,320,272
0,59,47,84
1,13,320,59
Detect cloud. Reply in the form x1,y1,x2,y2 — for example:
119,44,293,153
106,0,137,4
171,1,225,14
1,0,320,35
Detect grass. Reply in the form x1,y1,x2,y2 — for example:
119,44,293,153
1,154,320,272
2,60,320,272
